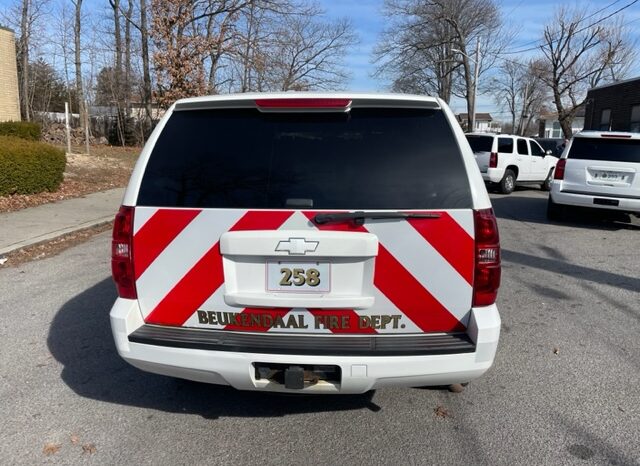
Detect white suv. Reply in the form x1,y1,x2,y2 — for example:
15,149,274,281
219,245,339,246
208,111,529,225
466,134,559,194
548,131,640,219
110,93,501,394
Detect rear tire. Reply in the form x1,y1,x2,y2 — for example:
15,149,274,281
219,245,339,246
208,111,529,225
499,169,516,194
541,169,553,191
547,196,565,221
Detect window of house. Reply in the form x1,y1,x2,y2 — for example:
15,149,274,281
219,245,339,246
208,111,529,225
599,109,611,131
630,105,640,132
552,121,561,138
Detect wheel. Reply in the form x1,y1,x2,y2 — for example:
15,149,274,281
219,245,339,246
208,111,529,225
499,169,516,194
546,196,565,221
541,168,553,191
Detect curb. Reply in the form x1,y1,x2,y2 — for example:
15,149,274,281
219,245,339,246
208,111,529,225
0,217,114,257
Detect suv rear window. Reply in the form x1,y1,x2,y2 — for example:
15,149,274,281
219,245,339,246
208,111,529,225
466,135,493,153
137,107,472,209
568,137,640,163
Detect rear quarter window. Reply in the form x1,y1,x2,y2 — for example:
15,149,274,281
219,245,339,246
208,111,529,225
497,137,513,153
568,137,640,163
137,107,473,210
466,135,493,153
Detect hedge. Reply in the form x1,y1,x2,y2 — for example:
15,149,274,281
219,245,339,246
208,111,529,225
0,121,42,141
0,136,66,195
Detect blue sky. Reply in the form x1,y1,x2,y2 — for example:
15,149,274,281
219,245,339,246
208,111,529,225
318,0,640,118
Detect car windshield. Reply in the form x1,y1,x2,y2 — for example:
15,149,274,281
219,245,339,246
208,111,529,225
466,135,493,152
137,107,473,210
568,137,640,163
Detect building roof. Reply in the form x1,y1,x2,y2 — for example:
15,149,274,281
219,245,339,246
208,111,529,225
456,113,493,122
587,76,640,92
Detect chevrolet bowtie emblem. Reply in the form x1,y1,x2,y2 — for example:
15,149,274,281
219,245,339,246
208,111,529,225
275,238,319,255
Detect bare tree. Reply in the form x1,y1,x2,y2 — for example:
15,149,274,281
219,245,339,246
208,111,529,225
537,7,636,138
267,13,356,91
374,0,506,131
72,0,90,153
491,58,547,135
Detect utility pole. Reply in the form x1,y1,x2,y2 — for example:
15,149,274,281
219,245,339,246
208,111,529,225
470,36,480,133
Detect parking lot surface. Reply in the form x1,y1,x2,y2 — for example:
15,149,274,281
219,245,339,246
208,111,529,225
1,190,638,465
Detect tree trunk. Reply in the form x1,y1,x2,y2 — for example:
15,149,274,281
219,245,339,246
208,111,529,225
110,0,125,145
140,0,153,130
20,0,31,121
74,0,90,154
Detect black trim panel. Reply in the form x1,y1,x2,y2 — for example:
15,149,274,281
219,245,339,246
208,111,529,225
129,325,475,356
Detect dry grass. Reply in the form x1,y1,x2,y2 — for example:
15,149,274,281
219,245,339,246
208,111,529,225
0,145,139,213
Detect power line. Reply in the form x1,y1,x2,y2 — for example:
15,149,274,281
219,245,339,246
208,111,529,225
499,0,637,55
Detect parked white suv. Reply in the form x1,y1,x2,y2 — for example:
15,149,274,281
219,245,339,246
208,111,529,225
548,131,640,219
110,93,501,394
466,133,559,194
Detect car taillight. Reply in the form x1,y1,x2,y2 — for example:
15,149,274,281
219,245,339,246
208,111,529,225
473,208,501,307
554,159,566,180
112,205,137,299
489,152,498,168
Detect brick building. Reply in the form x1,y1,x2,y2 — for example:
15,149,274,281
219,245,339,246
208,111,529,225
583,77,640,132
0,26,20,122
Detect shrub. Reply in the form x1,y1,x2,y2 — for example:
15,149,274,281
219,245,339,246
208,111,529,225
0,136,66,195
0,121,42,141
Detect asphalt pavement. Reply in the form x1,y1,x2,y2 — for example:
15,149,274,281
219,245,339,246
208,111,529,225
0,189,639,465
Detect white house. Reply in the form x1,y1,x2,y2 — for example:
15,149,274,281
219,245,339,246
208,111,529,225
456,113,501,133
537,105,585,138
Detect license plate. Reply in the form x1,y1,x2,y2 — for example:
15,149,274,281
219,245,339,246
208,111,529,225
592,171,627,182
266,261,330,293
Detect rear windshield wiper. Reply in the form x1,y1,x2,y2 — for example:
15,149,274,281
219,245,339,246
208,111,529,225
313,211,441,226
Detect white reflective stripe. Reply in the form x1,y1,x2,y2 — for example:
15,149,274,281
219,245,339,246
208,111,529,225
278,211,314,230
133,207,159,234
365,220,472,321
447,210,475,238
136,209,245,315
363,288,423,333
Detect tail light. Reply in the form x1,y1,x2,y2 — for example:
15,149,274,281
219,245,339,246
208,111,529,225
489,152,498,168
473,208,501,307
112,205,137,299
554,159,566,180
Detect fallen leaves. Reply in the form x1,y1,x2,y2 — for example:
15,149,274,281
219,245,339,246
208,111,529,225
552,347,560,355
70,434,80,445
82,443,97,455
434,405,450,418
43,443,61,456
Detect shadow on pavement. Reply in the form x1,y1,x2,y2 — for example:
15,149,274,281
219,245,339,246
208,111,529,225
48,278,380,417
490,193,640,231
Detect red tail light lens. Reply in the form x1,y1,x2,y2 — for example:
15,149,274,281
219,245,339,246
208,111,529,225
489,152,498,168
554,159,566,180
473,208,501,307
112,205,137,299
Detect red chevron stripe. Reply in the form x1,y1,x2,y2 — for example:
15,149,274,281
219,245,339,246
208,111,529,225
407,213,474,285
308,309,377,334
145,210,293,326
133,208,201,280
373,245,465,332
303,211,464,332
224,308,291,332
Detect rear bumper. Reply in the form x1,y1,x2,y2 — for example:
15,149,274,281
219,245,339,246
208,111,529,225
482,168,505,184
550,185,640,213
110,299,501,394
